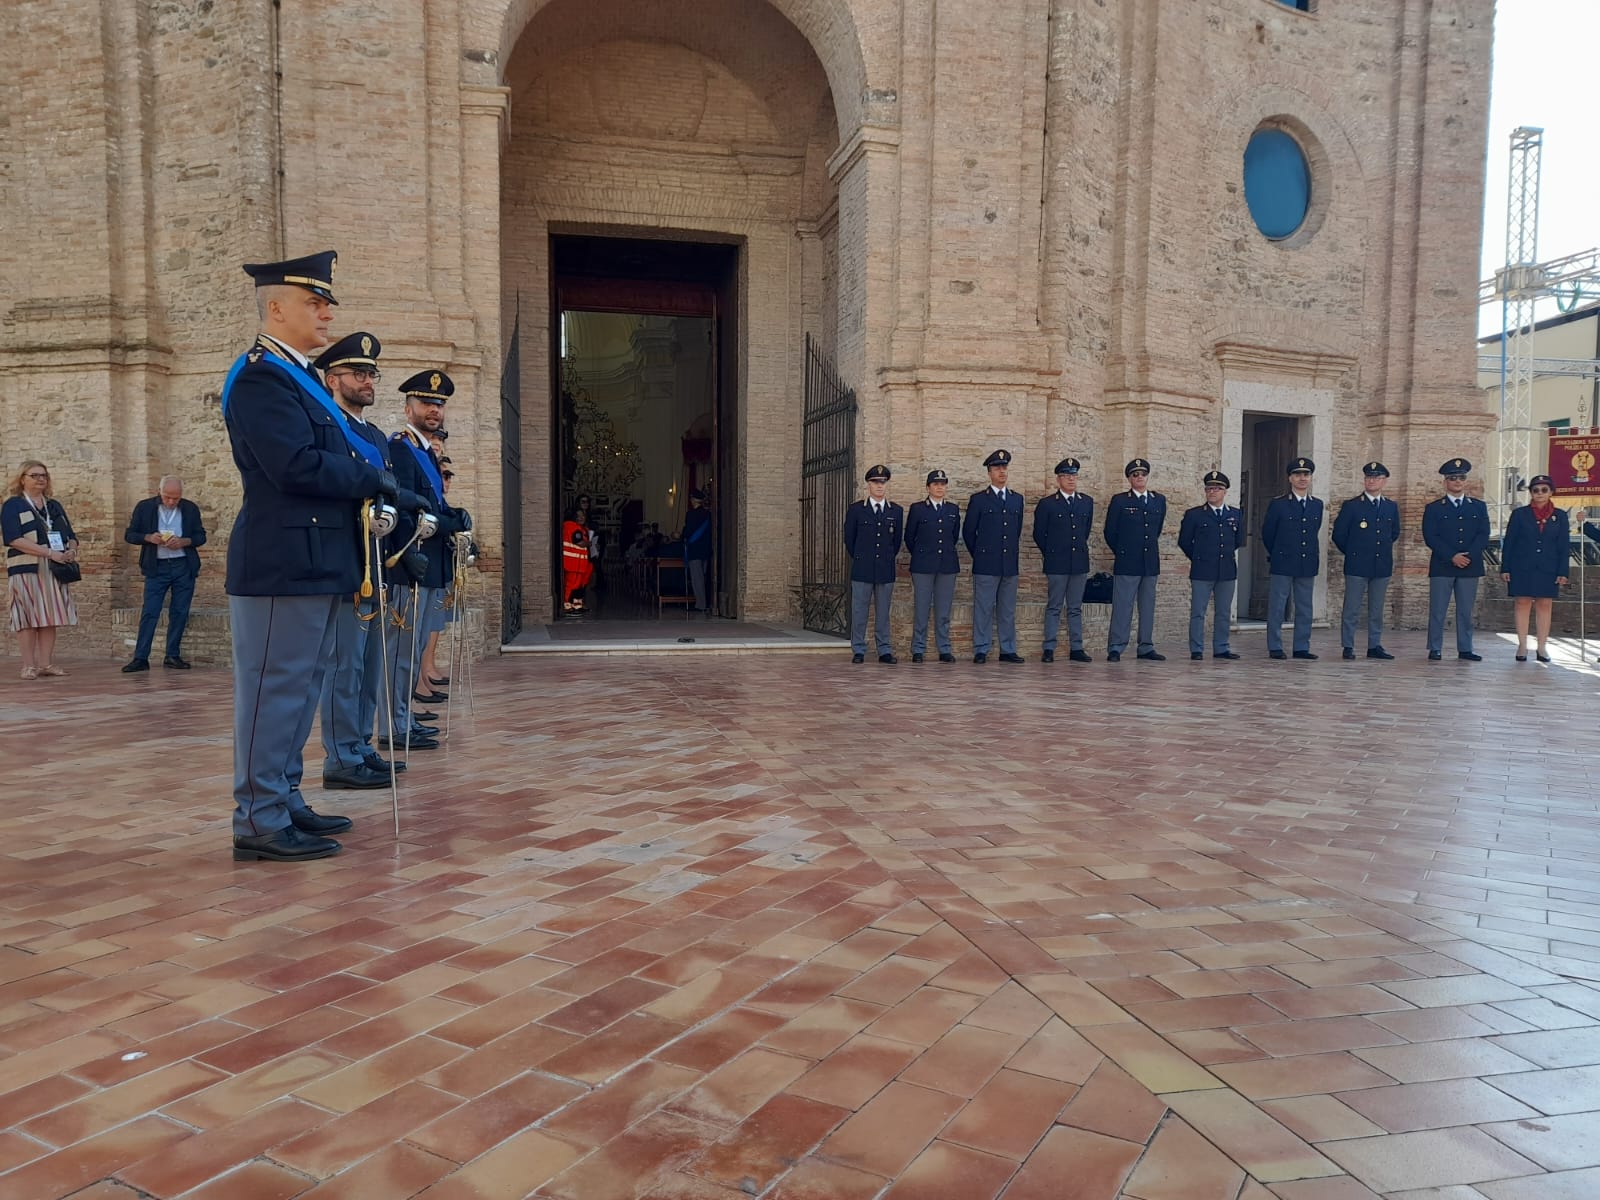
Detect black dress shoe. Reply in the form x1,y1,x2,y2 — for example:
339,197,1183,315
879,653,898,664
1292,651,1318,660
1107,651,1121,662
851,653,865,664
163,655,192,670
428,675,450,686
1213,651,1240,660
1070,650,1092,663
1269,650,1287,660
1536,652,1551,664
973,653,987,664
939,652,955,663
1367,647,1394,660
1342,647,1356,660
1041,650,1055,663
1460,651,1484,662
121,658,149,673
1137,651,1166,661
291,806,354,835
322,764,389,791
414,711,438,722
377,734,437,751
233,826,340,862
1516,654,1528,662
999,653,1025,664
911,653,924,663
1191,652,1203,660
1428,650,1442,660
413,690,448,704
363,752,405,774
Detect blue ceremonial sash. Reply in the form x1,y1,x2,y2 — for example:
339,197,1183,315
220,350,388,472
397,434,445,508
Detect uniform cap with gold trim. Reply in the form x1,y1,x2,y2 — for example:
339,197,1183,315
313,331,381,372
1362,461,1390,478
242,250,339,304
1054,458,1081,476
1124,457,1151,476
925,468,949,485
864,464,891,482
399,369,454,404
1287,456,1315,474
1203,470,1230,489
1439,457,1472,475
983,449,1012,468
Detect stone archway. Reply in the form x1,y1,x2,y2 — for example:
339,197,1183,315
470,0,883,631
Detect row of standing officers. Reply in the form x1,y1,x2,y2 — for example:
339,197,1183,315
843,450,1491,665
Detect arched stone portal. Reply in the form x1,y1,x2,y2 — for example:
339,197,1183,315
478,0,873,631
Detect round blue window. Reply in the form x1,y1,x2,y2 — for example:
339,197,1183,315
1243,129,1311,240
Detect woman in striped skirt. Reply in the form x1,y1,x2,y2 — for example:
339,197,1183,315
3,460,79,679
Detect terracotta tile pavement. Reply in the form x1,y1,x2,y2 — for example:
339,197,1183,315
5,633,1600,1197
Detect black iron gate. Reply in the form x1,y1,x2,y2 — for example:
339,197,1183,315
500,303,523,643
798,334,856,636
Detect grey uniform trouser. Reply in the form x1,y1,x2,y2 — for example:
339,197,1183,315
1108,574,1157,655
972,573,1019,655
911,572,957,656
388,583,445,731
850,580,894,656
1341,575,1391,650
1043,573,1089,653
1428,576,1479,654
230,594,341,838
688,559,709,610
1267,575,1315,653
1189,579,1236,655
320,591,382,773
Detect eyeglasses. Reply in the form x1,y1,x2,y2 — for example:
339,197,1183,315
1129,471,1148,478
332,368,381,381
1530,486,1552,494
442,471,455,480
23,471,48,479
1204,485,1225,491
1444,474,1466,482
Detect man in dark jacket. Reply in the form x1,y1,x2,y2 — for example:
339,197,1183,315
1422,456,1490,661
683,489,713,612
1177,470,1243,660
1032,458,1093,663
903,469,960,663
963,449,1025,663
842,464,903,663
1103,458,1166,661
1261,456,1324,660
1332,461,1401,660
122,476,206,672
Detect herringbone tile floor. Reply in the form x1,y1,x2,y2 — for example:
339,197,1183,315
4,628,1600,1198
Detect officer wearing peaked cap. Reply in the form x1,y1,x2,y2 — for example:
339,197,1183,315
963,449,1026,663
224,252,399,863
1262,456,1324,659
1104,457,1167,661
1032,458,1094,663
843,464,903,663
1422,457,1490,660
903,468,960,663
386,370,462,747
1332,461,1400,660
309,332,428,791
1178,470,1244,660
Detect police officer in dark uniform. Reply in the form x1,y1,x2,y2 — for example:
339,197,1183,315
1103,458,1166,661
224,251,397,862
963,449,1025,663
1422,456,1490,661
310,332,430,787
843,464,903,663
903,468,960,663
1262,456,1324,659
1177,470,1243,660
1032,457,1093,663
386,370,463,745
1332,461,1400,660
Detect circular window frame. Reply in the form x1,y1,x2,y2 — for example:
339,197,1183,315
1242,116,1330,248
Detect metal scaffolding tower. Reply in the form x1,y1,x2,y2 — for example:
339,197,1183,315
1482,128,1600,522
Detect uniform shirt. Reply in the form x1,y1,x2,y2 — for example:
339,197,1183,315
962,485,1025,577
1331,492,1400,578
842,498,903,584
1177,502,1243,582
1032,489,1094,576
1261,492,1324,577
904,497,961,574
1421,493,1490,578
1103,488,1166,576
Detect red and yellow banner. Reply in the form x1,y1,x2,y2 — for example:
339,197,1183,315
1547,431,1600,497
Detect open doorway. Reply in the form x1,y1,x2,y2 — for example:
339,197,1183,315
1240,414,1302,620
550,234,738,621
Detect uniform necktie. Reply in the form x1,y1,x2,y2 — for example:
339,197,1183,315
873,502,882,515
999,489,1007,501
1453,498,1461,508
1141,493,1148,505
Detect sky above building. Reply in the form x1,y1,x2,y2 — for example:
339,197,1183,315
1481,0,1598,335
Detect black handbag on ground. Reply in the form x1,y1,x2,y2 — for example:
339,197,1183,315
1083,571,1114,604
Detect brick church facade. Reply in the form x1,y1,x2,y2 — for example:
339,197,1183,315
1,0,1494,657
